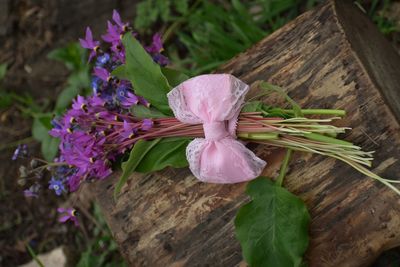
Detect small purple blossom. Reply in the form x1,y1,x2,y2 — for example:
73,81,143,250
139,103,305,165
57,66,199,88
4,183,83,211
91,77,102,95
67,175,81,192
93,67,111,82
12,144,28,160
121,120,136,138
79,27,100,61
117,86,139,108
24,189,38,198
96,53,111,66
48,177,65,196
79,27,100,49
24,184,40,198
102,21,121,44
141,119,153,131
146,33,164,53
57,207,79,227
152,53,170,66
138,96,150,107
112,10,129,31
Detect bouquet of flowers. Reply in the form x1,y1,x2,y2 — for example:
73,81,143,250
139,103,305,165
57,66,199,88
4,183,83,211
14,10,399,266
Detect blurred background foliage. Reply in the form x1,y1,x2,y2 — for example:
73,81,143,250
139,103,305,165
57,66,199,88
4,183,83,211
0,0,399,266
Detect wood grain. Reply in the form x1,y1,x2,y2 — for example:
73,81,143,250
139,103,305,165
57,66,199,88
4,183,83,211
96,0,400,266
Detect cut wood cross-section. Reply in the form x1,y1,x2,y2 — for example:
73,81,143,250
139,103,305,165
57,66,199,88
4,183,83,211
95,0,400,266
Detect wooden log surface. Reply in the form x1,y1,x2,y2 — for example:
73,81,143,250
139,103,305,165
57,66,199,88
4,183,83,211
95,0,400,266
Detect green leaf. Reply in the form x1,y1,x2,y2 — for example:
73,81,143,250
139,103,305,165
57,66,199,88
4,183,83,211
55,84,79,112
48,43,87,71
32,116,59,161
111,65,130,80
135,137,190,173
32,117,51,141
235,177,310,267
161,67,189,87
41,135,60,162
0,63,7,80
55,71,90,112
114,139,161,198
122,34,172,115
130,105,168,119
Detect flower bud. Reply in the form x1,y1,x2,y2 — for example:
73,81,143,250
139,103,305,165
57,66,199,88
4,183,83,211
30,159,39,169
19,166,28,178
17,178,27,186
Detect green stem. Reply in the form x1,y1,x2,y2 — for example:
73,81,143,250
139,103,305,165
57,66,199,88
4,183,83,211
303,132,353,146
276,149,293,187
282,109,346,116
26,244,45,267
238,132,279,140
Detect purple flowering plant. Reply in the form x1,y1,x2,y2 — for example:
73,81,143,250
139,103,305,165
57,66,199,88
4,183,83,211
16,9,175,225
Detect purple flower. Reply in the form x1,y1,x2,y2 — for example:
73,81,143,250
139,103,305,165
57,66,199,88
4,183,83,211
102,21,121,44
48,177,65,196
141,119,153,131
79,27,100,61
57,207,79,227
91,77,101,95
24,184,40,198
93,67,111,82
79,27,100,49
67,175,81,192
138,96,151,107
121,120,136,138
12,144,28,160
96,53,110,66
152,53,170,66
72,95,88,111
91,159,112,178
24,186,40,198
24,189,38,198
89,95,106,107
146,33,164,53
112,10,129,31
117,86,139,108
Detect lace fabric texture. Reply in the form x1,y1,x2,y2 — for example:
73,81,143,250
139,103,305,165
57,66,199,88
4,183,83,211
167,74,266,183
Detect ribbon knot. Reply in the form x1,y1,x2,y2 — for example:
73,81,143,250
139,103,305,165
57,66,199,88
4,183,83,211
167,74,266,183
203,121,230,140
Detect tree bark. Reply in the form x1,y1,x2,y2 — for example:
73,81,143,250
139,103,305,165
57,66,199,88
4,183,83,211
95,0,400,266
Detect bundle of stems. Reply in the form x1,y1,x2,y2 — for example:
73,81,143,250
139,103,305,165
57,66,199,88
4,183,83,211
125,110,400,195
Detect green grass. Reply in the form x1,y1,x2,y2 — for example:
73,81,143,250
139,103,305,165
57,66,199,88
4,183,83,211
134,0,398,76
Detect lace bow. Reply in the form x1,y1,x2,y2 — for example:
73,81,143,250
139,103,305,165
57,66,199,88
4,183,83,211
167,74,266,183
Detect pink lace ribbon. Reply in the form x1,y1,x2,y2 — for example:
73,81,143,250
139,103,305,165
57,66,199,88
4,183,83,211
167,74,266,183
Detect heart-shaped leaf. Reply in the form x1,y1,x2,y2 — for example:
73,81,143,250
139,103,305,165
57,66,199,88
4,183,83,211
235,177,310,267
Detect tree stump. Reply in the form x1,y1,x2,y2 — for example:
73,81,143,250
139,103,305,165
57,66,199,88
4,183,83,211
95,0,400,266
